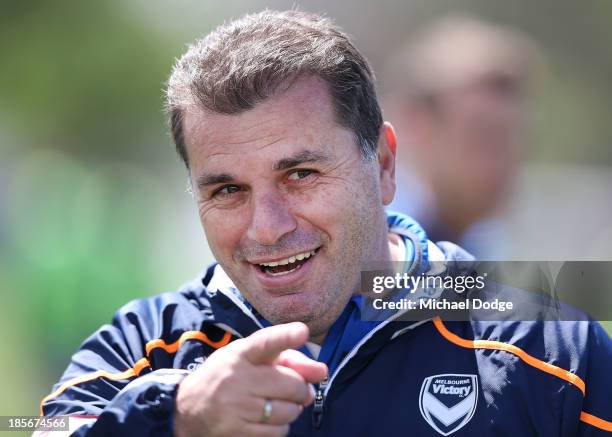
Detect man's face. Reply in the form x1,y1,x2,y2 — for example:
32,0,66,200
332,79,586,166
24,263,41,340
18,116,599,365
182,76,392,339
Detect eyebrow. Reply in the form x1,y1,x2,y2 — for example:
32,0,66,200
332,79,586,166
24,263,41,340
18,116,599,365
273,150,330,171
195,173,234,190
195,150,330,190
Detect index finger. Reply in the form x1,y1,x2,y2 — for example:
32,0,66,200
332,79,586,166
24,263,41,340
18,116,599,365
240,322,309,364
276,349,328,384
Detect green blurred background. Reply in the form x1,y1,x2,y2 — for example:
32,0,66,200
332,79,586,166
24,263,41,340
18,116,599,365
1,0,611,416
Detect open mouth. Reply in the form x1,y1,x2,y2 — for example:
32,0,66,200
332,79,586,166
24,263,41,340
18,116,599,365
257,249,319,277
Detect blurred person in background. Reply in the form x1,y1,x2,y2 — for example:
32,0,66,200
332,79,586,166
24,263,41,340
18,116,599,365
383,15,538,258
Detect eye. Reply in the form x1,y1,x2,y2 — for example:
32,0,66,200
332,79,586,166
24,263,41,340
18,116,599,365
213,185,242,197
287,169,316,181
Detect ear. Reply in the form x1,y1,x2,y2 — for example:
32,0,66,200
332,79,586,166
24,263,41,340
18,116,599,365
378,121,397,205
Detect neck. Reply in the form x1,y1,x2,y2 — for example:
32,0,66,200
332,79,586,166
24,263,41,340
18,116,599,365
309,333,326,345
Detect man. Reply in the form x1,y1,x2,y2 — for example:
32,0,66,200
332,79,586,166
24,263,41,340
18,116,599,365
41,10,610,436
383,16,536,257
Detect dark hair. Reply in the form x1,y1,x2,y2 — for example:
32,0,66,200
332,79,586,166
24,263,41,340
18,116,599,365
165,10,382,168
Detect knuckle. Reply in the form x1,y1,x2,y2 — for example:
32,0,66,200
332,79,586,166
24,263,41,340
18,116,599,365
258,334,275,353
251,342,267,359
248,427,269,437
278,402,300,423
215,390,236,413
293,381,308,403
273,401,290,423
290,403,302,421
217,423,236,437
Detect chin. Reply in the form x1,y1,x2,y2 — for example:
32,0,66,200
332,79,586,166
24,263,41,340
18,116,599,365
260,292,326,325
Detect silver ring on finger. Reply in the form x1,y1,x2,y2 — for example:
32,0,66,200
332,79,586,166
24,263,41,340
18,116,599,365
260,399,273,424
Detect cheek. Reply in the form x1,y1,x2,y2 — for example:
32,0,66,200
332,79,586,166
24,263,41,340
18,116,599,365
292,177,374,243
200,210,246,261
295,181,351,222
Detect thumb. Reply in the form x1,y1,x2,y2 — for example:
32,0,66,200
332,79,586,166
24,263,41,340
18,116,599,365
241,322,309,364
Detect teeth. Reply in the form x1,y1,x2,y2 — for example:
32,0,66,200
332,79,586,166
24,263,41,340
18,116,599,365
267,267,297,276
259,250,316,267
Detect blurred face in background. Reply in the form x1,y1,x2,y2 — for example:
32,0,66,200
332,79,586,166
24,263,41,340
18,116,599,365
384,16,534,238
182,76,395,341
398,74,525,234
431,75,524,220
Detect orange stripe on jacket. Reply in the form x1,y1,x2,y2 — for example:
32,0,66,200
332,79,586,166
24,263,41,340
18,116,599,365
580,411,612,432
40,357,150,416
432,317,586,395
432,317,612,432
145,330,232,356
40,330,232,416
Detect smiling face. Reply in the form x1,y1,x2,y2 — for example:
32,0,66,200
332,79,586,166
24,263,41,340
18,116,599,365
183,75,395,340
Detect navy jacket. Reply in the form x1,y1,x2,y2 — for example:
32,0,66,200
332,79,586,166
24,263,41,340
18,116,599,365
41,213,612,436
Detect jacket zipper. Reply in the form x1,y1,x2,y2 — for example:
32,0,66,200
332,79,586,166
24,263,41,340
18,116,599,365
312,376,328,428
309,316,428,430
310,318,395,429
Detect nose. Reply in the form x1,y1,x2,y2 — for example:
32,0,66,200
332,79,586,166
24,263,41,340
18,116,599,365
246,190,298,246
